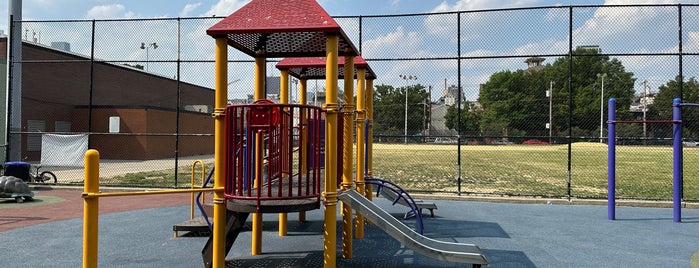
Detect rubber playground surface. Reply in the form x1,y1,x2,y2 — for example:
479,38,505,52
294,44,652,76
1,187,699,267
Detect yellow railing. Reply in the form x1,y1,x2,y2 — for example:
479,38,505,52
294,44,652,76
81,149,222,268
190,160,208,220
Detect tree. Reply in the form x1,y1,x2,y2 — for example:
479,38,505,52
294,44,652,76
473,47,636,137
652,76,699,138
372,83,430,137
444,102,481,135
548,48,636,134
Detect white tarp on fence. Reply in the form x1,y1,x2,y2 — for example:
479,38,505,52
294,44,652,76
41,134,88,166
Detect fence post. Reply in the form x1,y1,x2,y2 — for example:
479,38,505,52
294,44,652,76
82,149,100,268
607,98,616,220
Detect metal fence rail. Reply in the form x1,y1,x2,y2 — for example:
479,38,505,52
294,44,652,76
5,4,699,201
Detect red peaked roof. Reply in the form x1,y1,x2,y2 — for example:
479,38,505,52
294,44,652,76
276,56,376,80
207,0,358,58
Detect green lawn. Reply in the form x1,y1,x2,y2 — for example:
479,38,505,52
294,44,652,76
371,142,699,201
102,142,699,201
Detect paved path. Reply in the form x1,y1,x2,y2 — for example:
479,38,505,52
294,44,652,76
0,187,190,232
38,154,214,183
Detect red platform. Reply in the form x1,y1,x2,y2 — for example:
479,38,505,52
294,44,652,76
276,56,377,80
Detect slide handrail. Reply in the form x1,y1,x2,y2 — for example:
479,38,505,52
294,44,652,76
365,177,424,234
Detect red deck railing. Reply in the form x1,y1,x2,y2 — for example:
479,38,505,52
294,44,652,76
224,100,323,209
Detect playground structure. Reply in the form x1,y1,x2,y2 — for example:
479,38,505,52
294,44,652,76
607,97,691,222
81,1,487,267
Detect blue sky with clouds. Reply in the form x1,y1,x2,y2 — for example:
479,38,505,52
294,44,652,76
2,0,615,34
4,0,699,101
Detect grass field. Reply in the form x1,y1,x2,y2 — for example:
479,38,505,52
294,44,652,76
103,142,699,201
371,142,699,201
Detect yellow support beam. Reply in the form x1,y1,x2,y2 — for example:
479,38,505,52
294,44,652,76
299,77,308,223
341,53,354,260
355,67,366,239
212,37,228,268
366,78,374,201
323,34,339,268
252,54,266,255
82,149,99,268
279,69,289,237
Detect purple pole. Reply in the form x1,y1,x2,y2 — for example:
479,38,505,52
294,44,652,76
673,98,682,222
608,98,616,220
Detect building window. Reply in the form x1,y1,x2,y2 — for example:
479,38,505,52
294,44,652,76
27,120,45,152
55,121,71,133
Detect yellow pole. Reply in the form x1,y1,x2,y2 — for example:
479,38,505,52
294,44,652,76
341,53,354,259
279,69,291,236
323,34,339,268
252,54,265,255
82,149,99,268
190,160,206,220
355,67,366,239
299,77,308,223
366,79,374,202
211,37,228,268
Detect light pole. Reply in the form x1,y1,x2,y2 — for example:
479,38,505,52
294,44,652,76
547,81,554,144
140,42,158,71
400,75,417,144
642,80,649,145
598,73,606,143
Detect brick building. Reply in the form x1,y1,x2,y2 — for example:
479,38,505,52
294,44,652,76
1,37,214,160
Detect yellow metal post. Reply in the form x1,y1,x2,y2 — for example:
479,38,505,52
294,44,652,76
82,149,99,268
299,77,308,223
355,68,366,239
252,54,265,255
279,69,289,237
341,54,354,259
190,160,206,219
212,37,228,268
366,79,375,202
323,34,339,268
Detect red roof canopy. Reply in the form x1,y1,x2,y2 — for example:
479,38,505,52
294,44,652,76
207,0,358,58
276,56,376,80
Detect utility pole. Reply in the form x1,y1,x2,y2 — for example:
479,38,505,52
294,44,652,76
400,75,417,144
548,81,554,144
598,73,607,143
642,80,649,145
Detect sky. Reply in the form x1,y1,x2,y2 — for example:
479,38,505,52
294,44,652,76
4,0,699,101
2,0,614,34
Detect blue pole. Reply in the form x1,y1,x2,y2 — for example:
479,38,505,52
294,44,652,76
608,98,616,220
673,98,682,222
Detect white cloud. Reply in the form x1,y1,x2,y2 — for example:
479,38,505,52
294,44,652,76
431,0,542,12
85,4,136,19
180,3,203,17
362,26,422,58
424,0,544,41
202,0,249,17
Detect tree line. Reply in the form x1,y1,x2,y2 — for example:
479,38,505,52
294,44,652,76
372,47,699,142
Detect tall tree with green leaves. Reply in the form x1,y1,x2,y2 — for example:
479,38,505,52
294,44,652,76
652,76,699,138
372,83,431,136
471,47,636,137
444,102,482,136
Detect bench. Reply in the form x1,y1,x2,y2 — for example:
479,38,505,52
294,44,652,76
378,188,437,218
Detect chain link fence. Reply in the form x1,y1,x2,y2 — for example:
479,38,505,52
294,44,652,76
5,4,699,201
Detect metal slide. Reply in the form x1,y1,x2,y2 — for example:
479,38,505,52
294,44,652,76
338,190,488,266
